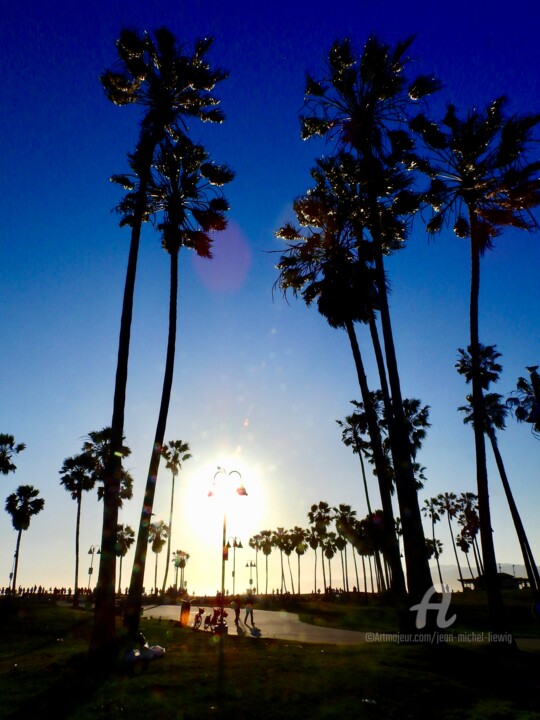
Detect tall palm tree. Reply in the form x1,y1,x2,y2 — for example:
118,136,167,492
422,498,444,589
307,528,320,594
436,492,464,588
272,527,288,593
59,452,96,607
276,165,407,607
259,530,273,595
124,136,232,638
5,485,44,593
248,533,262,594
301,36,439,606
148,520,169,596
333,504,357,594
322,532,338,591
291,526,308,595
457,493,484,578
115,524,135,594
308,502,333,595
94,28,228,652
0,434,25,476
159,440,192,594
457,346,540,599
172,550,190,592
412,97,540,635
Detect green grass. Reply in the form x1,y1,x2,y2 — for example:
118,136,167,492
1,597,539,719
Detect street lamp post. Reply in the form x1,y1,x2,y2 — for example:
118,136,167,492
246,560,256,590
227,537,243,596
208,467,247,632
88,545,100,590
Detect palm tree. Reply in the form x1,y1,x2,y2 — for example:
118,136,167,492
5,485,44,593
291,526,308,595
94,28,228,652
148,521,169,596
115,524,135,594
272,527,288,593
457,346,540,599
457,493,484,578
308,502,333,595
158,440,192,594
248,534,262,594
82,428,133,506
259,530,273,594
422,498,444,589
436,492,464,588
322,532,338,591
412,97,540,635
0,434,25,476
172,550,190,592
333,504,357,594
509,366,540,439
276,181,405,602
59,452,96,607
301,36,439,606
124,136,232,638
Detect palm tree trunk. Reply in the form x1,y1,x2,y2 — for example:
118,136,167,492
287,555,295,594
12,530,22,593
368,554,374,593
265,555,269,595
352,546,360,591
74,492,82,608
468,224,508,636
91,144,155,654
361,554,368,593
162,473,176,593
313,548,317,593
124,247,179,639
446,515,464,586
487,426,540,598
344,319,407,605
432,519,444,588
368,211,433,606
118,556,123,595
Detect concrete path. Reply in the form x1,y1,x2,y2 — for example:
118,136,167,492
142,604,367,645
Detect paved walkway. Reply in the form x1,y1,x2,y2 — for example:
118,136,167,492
142,604,367,644
142,604,540,650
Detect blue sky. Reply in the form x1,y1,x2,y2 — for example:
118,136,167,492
1,0,539,596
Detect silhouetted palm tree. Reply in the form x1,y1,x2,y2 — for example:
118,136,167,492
124,135,232,638
422,498,444,588
291,526,308,595
275,161,406,605
5,485,44,593
159,440,192,593
115,524,135,594
148,520,169,596
95,27,228,651
308,502,333,594
436,492,464,587
457,493,484,578
82,428,133,506
413,96,540,635
301,36,439,606
272,527,288,594
0,435,25,476
259,530,273,595
457,346,540,599
248,534,262,593
59,452,96,607
172,550,190,592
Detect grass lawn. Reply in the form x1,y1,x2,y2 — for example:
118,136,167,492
0,596,539,719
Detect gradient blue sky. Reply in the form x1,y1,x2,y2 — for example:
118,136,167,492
1,0,539,596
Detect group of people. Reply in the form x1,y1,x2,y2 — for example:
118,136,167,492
231,592,255,626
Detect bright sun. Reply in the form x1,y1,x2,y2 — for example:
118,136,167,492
178,454,265,557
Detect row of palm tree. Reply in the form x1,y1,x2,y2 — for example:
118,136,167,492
274,34,540,638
